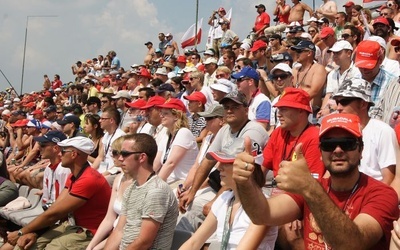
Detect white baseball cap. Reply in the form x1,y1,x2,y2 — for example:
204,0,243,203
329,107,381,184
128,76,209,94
270,63,293,75
328,40,353,52
57,136,95,155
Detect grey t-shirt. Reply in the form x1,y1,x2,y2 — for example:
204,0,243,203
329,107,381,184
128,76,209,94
120,175,178,250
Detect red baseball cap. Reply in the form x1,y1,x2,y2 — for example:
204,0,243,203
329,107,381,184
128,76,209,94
319,113,362,138
139,68,152,79
31,109,43,115
218,7,226,13
354,40,381,69
140,96,166,110
125,99,147,109
176,55,187,63
250,40,267,52
373,17,389,26
273,87,312,113
23,102,36,108
157,98,187,112
183,92,207,105
12,119,29,127
343,1,355,7
319,27,335,39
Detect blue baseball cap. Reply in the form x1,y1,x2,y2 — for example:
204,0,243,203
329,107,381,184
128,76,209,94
34,130,67,143
231,66,260,82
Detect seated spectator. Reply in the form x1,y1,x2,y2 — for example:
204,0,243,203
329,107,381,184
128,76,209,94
153,99,198,186
180,138,278,250
184,92,208,143
210,79,235,102
3,137,111,250
86,137,133,250
104,134,178,249
83,114,104,163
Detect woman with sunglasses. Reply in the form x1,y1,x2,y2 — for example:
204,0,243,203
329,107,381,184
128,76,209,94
153,99,198,187
86,137,133,250
180,138,277,250
83,114,103,164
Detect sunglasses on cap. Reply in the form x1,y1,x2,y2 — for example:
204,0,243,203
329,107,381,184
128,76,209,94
320,137,360,152
271,73,290,80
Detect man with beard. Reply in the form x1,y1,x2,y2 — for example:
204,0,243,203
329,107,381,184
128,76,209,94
373,16,400,60
233,113,398,249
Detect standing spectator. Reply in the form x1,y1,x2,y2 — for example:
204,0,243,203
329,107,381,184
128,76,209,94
51,74,62,90
109,50,120,70
334,12,347,39
207,7,230,59
315,0,338,23
158,33,168,54
164,33,180,58
289,0,313,24
219,21,238,55
104,134,178,250
144,41,155,65
253,4,270,37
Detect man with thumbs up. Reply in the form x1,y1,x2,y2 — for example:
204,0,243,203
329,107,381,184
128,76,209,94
233,113,398,249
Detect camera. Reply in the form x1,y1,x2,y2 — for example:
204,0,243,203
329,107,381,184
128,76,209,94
387,1,394,7
135,115,144,122
273,17,279,22
42,202,53,211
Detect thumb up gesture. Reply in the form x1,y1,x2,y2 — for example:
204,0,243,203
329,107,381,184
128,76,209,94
275,143,315,195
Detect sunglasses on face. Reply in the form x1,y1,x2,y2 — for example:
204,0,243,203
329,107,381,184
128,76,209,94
319,137,359,152
116,150,144,158
335,98,359,106
271,73,290,80
341,34,351,39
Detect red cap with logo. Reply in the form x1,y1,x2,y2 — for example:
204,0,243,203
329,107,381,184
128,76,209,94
273,87,312,113
319,113,362,138
354,40,381,69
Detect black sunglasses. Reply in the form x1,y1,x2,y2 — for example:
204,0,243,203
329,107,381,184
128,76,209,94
341,34,351,39
117,150,144,158
271,74,290,80
320,137,359,152
335,98,359,106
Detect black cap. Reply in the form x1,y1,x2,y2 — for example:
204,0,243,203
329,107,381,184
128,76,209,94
144,41,153,46
33,130,67,143
44,105,57,113
255,4,266,9
291,40,316,52
156,84,175,93
57,115,81,128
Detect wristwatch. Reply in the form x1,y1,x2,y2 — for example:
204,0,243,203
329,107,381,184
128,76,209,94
18,229,23,237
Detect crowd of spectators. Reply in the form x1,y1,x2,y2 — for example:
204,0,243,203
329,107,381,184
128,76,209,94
1,0,400,249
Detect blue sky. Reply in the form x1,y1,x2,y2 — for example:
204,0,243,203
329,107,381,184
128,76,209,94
0,0,378,94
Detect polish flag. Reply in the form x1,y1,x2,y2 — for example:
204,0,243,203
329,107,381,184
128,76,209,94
181,18,203,49
363,0,383,2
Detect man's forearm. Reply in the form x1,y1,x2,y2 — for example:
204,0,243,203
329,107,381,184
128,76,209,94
303,179,366,249
190,159,215,194
237,179,270,225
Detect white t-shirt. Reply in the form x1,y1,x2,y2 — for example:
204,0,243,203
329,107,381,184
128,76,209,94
270,95,280,127
360,119,398,181
42,162,71,204
158,128,199,184
100,128,126,173
326,63,361,94
211,191,278,250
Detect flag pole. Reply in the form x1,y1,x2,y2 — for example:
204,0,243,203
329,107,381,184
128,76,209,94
195,0,199,49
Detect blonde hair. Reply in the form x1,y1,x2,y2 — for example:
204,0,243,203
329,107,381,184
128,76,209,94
111,136,124,152
216,66,231,75
171,109,189,133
